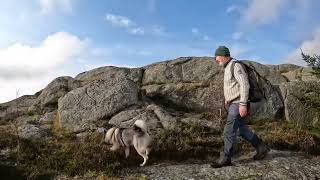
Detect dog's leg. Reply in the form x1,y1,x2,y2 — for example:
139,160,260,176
137,150,148,167
125,147,130,158
110,144,120,151
146,148,150,156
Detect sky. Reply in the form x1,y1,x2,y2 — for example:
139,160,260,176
0,0,320,103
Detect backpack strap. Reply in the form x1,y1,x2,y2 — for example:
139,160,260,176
230,60,246,78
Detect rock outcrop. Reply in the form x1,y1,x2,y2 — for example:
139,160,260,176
130,150,320,180
75,66,143,86
0,95,38,123
58,78,139,132
28,76,81,114
280,81,320,128
0,56,318,136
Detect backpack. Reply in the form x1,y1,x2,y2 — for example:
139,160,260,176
231,60,269,102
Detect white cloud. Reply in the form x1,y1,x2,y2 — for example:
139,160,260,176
226,5,238,14
227,44,251,58
105,13,168,37
104,13,145,35
286,26,320,66
203,35,210,41
39,0,74,13
0,32,86,72
191,28,211,41
105,14,134,28
242,0,288,25
151,26,168,37
129,27,145,35
0,31,88,103
192,28,199,35
232,32,244,40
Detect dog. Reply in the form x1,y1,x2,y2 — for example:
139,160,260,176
104,120,152,166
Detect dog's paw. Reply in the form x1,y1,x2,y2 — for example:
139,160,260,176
140,163,145,167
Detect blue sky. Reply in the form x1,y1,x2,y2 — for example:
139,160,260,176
0,0,320,102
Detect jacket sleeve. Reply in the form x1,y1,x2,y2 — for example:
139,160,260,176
233,63,250,105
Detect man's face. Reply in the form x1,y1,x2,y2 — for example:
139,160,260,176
215,56,227,66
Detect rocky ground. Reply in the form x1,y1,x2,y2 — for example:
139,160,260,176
126,150,320,180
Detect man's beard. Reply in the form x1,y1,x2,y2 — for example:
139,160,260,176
218,61,224,66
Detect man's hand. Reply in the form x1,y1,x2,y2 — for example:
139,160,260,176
239,105,248,118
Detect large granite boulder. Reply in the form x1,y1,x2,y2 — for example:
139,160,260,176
75,66,143,86
29,76,81,114
142,57,284,120
142,57,222,85
142,57,224,114
58,78,139,132
280,81,320,128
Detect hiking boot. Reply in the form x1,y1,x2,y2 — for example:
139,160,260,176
253,143,270,160
210,152,232,168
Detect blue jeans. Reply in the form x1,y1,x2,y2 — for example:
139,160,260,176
223,103,261,158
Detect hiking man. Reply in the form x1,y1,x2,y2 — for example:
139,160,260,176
211,45,270,168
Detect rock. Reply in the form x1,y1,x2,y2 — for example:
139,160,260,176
29,76,81,114
142,57,222,85
75,66,143,86
108,105,172,132
267,63,301,73
38,110,58,130
142,82,224,113
180,113,222,132
109,107,145,126
145,104,178,130
0,95,38,123
17,123,50,139
281,67,320,82
109,104,223,133
280,81,320,128
58,79,139,132
142,57,284,120
130,150,320,180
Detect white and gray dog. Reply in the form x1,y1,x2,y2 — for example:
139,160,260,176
104,120,152,166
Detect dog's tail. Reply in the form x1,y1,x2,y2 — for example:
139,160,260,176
133,120,148,135
105,127,116,142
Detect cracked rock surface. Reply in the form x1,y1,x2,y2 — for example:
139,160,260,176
127,150,320,180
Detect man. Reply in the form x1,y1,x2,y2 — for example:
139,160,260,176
211,46,270,168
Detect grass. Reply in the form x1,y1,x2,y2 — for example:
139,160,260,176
249,120,320,154
0,131,128,179
1,115,320,179
151,121,222,161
